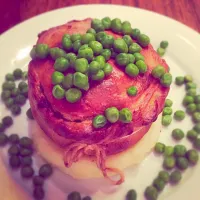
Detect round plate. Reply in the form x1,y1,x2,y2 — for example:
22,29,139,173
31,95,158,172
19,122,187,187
0,5,200,200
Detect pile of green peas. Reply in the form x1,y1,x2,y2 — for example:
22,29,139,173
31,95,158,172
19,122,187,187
30,17,152,103
151,65,172,88
1,69,28,115
92,107,132,128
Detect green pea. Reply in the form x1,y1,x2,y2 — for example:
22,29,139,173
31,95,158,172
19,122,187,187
88,41,103,55
11,88,20,97
20,148,33,157
105,107,119,123
186,149,199,165
39,164,53,178
137,34,150,47
8,144,20,156
81,33,95,44
102,17,111,29
186,103,197,114
65,88,82,103
163,156,176,170
133,52,144,62
158,171,170,183
18,81,27,91
194,138,200,150
30,46,37,59
0,134,8,146
154,142,165,154
151,65,165,79
11,105,21,115
135,60,147,74
89,61,100,74
162,115,172,126
1,90,11,101
160,41,168,49
21,156,32,167
2,116,13,127
68,191,81,200
70,34,82,42
144,186,158,200
176,157,189,170
123,35,133,46
194,123,200,133
73,72,89,91
20,86,28,98
122,21,132,35
172,129,184,140
113,38,128,53
160,73,172,87
14,94,26,105
0,123,5,132
78,46,94,61
170,170,182,184
8,134,19,144
131,28,140,39
9,155,21,169
184,75,193,82
62,74,73,90
51,71,64,85
174,145,187,157
49,47,66,60
92,115,107,128
65,53,77,68
162,107,173,115
94,55,106,69
54,57,69,72
52,85,65,99
194,95,200,104
127,86,137,96
193,112,200,123
91,19,104,32
62,36,72,51
73,40,82,53
125,63,139,77
35,44,49,59
128,54,135,63
153,178,165,191
96,31,107,42
2,81,16,91
101,49,111,61
183,95,194,106
164,146,174,156
26,108,34,120
103,63,113,76
22,71,28,80
91,70,105,81
111,18,122,33
33,186,45,200
21,166,34,178
5,73,15,81
186,82,196,90
129,43,142,54
101,35,114,49
19,137,33,148
157,47,165,57
116,53,129,67
119,108,132,123
74,58,89,73
87,28,96,34
175,76,184,85
186,88,196,97
126,189,137,200
33,176,44,186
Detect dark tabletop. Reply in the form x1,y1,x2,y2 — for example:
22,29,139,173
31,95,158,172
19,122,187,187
1,0,200,34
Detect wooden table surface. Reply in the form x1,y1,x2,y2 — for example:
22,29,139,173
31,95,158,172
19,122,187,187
0,0,200,199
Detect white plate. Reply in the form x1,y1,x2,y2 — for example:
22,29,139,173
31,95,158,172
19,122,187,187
0,4,200,200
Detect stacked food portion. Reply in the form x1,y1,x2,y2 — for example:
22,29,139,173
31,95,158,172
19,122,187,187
28,17,171,185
